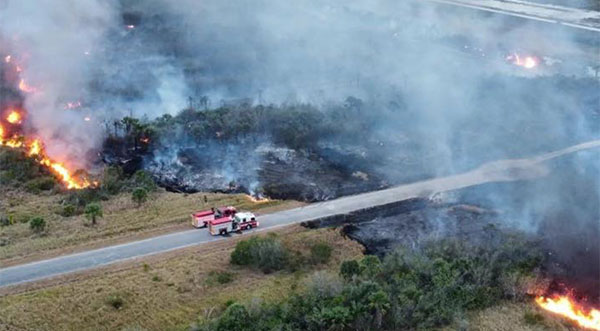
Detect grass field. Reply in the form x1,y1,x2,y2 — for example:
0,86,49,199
0,225,363,331
0,223,579,331
0,188,304,265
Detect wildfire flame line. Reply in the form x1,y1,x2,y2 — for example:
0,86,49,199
0,124,93,189
536,296,600,330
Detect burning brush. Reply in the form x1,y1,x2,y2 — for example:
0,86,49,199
1,55,95,190
535,294,600,330
506,53,539,69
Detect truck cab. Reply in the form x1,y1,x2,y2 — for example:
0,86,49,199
207,211,258,236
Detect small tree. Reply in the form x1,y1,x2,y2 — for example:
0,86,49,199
84,203,103,225
340,260,360,280
310,242,333,264
132,187,148,207
29,217,46,233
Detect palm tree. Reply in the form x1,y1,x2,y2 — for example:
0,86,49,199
84,203,103,226
369,290,390,329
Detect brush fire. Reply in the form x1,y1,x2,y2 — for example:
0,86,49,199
1,55,93,190
506,53,539,69
536,295,600,330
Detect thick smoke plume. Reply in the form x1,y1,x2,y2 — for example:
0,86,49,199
1,0,598,295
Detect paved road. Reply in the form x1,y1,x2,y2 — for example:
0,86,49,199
427,0,600,32
0,140,598,288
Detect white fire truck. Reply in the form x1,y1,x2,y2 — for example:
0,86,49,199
207,212,258,236
190,206,237,228
191,206,258,235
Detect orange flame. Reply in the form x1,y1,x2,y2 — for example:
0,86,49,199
0,125,92,189
507,53,538,69
6,110,22,124
536,296,600,330
18,79,37,93
246,194,271,203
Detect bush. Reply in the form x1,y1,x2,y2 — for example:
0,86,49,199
215,303,250,331
132,187,148,207
0,214,13,227
60,204,77,217
340,260,360,280
106,294,125,309
523,312,545,326
101,166,125,195
25,176,56,192
132,170,156,191
65,188,109,207
310,242,333,264
207,271,235,285
84,203,103,225
29,217,46,233
201,232,543,331
230,236,289,273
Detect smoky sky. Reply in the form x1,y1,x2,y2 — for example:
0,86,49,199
0,0,598,176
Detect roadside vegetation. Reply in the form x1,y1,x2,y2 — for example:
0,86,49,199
0,152,303,264
0,226,362,330
195,232,549,331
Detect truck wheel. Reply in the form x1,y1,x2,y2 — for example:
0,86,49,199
246,224,252,230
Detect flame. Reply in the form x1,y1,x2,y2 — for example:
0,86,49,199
6,110,22,124
246,194,271,203
0,125,92,189
126,25,135,29
28,139,41,156
536,295,600,330
4,55,11,63
18,79,37,93
506,53,538,69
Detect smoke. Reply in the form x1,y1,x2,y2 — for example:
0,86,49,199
0,0,598,277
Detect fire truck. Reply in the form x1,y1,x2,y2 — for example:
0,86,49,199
190,206,237,228
191,206,258,235
207,212,258,236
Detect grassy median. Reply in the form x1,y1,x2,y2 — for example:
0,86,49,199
0,188,304,265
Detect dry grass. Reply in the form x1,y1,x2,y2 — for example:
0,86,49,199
0,225,364,331
0,188,304,264
443,301,583,331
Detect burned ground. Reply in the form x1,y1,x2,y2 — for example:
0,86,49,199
336,151,599,306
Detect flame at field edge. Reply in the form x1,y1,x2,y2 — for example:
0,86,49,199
536,295,600,330
0,124,94,190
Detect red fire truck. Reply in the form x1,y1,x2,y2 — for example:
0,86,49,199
207,212,258,236
190,206,237,228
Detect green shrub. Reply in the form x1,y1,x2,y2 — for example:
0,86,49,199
60,204,77,217
0,214,13,227
201,231,543,331
523,312,545,326
230,236,289,273
29,217,46,233
65,188,109,207
132,187,148,207
254,239,288,273
25,176,56,192
106,294,125,309
132,170,156,191
207,271,235,285
215,303,250,331
310,242,333,264
101,166,125,195
339,260,360,280
84,203,103,225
